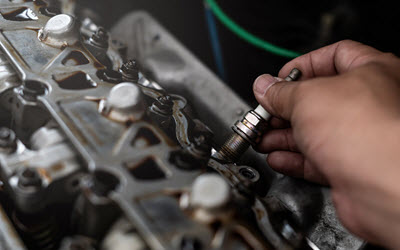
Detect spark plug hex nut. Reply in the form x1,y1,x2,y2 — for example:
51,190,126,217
233,110,267,145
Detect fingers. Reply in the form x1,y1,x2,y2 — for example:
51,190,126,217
253,74,300,120
257,128,298,153
278,40,384,80
267,151,304,178
267,152,328,184
269,117,290,129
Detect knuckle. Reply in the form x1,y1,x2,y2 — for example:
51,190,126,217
351,61,392,83
382,52,398,60
347,60,383,79
338,39,357,48
336,39,360,53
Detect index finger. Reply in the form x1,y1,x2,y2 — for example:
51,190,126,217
278,40,384,80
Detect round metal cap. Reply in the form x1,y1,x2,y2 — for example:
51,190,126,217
39,14,79,48
45,14,74,34
103,82,145,122
107,82,143,111
190,174,230,209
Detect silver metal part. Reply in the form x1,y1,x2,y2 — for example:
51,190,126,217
101,218,147,250
234,110,268,144
39,14,80,48
101,82,145,122
285,68,302,82
0,127,17,154
0,2,363,250
218,68,302,162
190,173,230,210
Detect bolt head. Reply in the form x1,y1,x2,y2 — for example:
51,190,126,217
239,167,259,181
21,81,47,101
0,127,17,151
95,28,108,39
120,60,139,82
90,27,109,48
0,127,11,140
18,168,42,188
122,60,138,71
159,95,170,103
153,95,173,114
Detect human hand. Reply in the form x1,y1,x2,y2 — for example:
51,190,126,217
253,40,400,248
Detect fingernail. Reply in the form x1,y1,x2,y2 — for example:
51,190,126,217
254,74,279,96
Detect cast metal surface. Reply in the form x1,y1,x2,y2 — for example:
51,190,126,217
0,1,363,250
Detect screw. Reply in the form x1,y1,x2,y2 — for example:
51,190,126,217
158,95,173,105
0,127,17,152
90,27,109,49
0,128,11,140
194,135,206,146
120,60,139,82
18,168,42,189
22,80,47,100
239,167,258,181
187,135,211,159
152,95,174,115
218,133,249,162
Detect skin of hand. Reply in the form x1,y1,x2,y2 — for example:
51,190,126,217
253,40,400,248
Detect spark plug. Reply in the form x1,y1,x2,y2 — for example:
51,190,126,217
218,68,302,162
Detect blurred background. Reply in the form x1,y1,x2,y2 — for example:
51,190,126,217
78,0,400,105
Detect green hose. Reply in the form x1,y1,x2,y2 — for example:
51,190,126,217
205,0,302,58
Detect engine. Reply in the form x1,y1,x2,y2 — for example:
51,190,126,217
0,1,363,250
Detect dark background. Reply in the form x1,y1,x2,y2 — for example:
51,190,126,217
80,0,400,105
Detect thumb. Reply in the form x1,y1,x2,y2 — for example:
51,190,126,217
253,74,299,121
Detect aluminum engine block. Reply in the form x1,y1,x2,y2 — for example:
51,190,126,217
0,1,363,250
